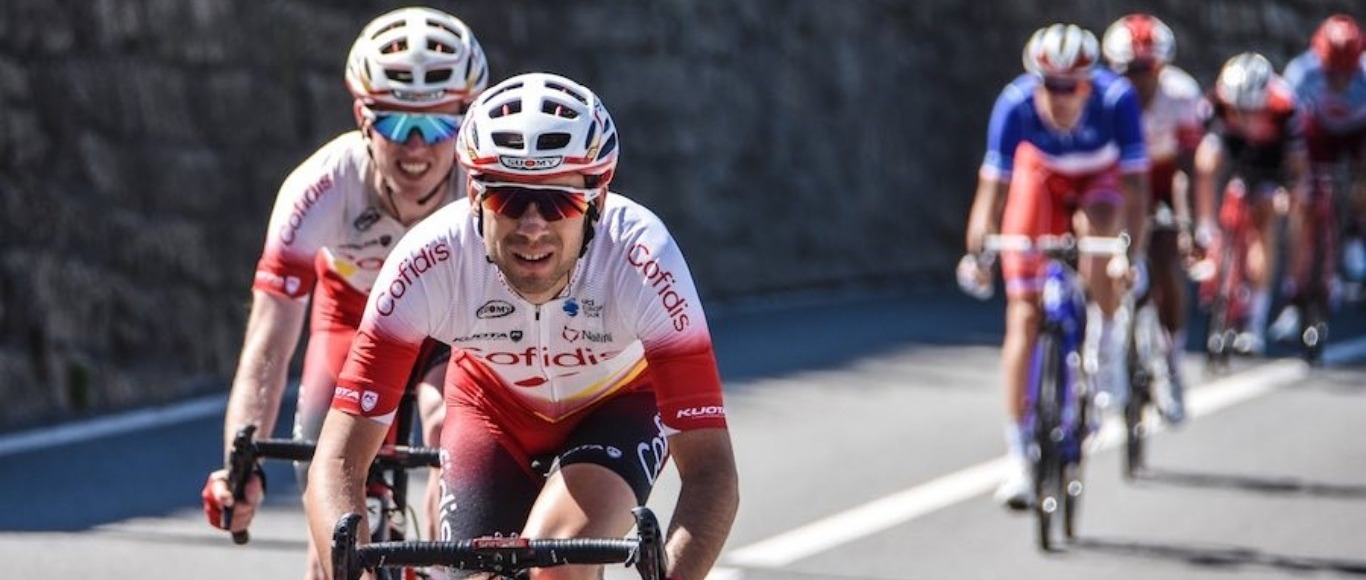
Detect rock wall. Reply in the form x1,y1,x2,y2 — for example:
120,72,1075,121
0,0,1357,427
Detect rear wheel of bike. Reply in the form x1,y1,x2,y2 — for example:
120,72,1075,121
1033,332,1064,551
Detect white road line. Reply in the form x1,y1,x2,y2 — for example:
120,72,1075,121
0,394,227,457
723,348,1345,569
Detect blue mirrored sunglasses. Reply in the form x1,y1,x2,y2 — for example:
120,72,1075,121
365,109,462,145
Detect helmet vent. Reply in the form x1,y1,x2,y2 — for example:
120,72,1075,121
426,69,453,83
429,19,462,39
544,81,589,105
386,69,415,83
537,133,572,150
429,39,456,54
541,99,579,119
492,132,525,149
381,39,408,55
489,99,522,118
598,133,618,159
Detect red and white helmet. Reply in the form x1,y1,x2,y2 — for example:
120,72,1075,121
1312,14,1364,75
1215,52,1275,110
1102,13,1176,72
344,7,489,109
1023,24,1100,77
458,73,620,185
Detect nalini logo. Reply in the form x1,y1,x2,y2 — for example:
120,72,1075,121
477,300,516,319
361,391,378,412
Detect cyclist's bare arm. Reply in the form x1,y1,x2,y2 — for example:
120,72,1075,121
1122,171,1152,254
305,408,389,579
966,176,1010,255
1193,133,1227,228
222,289,308,458
664,427,739,580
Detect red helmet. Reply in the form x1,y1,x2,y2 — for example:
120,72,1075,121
1102,14,1176,73
1312,14,1364,74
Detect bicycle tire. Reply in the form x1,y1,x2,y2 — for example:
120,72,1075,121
1033,330,1064,552
1123,324,1149,479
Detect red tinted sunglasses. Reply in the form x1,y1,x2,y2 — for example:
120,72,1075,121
473,181,600,221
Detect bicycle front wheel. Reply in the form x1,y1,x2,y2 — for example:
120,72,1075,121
1033,331,1064,552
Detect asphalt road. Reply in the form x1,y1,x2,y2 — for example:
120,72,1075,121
1,288,1363,579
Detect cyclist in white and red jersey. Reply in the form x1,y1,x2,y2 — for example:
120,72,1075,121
961,23,1149,510
1281,14,1366,318
1102,13,1205,423
200,7,488,577
1194,53,1309,354
304,72,739,580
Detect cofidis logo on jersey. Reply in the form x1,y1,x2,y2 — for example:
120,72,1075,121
627,243,690,331
375,240,451,316
279,175,334,245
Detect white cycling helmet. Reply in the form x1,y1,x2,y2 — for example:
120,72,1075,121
1215,52,1274,110
458,72,620,185
1023,24,1100,77
1102,14,1176,72
345,7,489,109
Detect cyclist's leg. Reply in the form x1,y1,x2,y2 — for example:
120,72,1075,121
521,391,665,580
437,394,545,579
994,143,1059,508
1240,180,1282,352
1148,161,1189,418
1075,172,1127,408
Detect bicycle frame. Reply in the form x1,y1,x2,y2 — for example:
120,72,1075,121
1201,178,1258,369
986,234,1125,551
1028,257,1090,551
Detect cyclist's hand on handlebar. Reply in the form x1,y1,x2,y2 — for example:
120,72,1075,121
956,254,994,300
201,469,264,533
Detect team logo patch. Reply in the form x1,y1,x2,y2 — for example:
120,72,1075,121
360,391,378,412
476,300,516,319
563,298,580,317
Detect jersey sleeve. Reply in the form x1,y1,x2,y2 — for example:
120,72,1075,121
252,155,345,299
980,83,1025,182
614,211,726,432
333,231,454,424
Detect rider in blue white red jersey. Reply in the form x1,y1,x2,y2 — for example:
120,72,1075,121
1281,14,1366,313
304,72,739,580
962,23,1149,510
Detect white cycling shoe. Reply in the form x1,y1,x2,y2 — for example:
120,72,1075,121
994,460,1034,511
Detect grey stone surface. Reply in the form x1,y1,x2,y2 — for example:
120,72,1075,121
0,0,1358,426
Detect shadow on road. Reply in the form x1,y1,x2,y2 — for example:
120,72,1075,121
1129,467,1366,500
1073,536,1366,576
